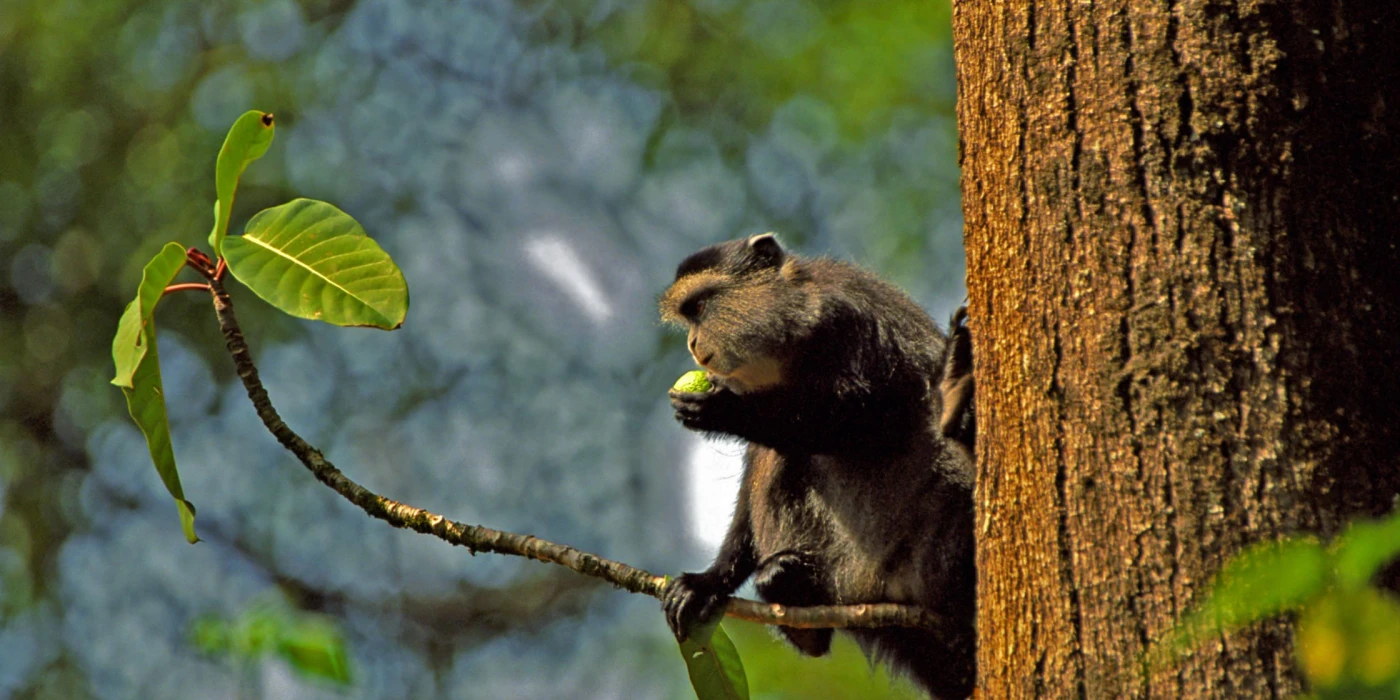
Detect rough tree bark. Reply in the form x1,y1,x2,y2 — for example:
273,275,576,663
952,2,1400,698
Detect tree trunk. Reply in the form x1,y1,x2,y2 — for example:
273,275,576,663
951,1,1400,697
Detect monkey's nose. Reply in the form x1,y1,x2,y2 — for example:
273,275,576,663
697,352,714,366
688,336,697,351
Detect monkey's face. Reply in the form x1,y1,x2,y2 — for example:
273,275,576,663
660,234,809,394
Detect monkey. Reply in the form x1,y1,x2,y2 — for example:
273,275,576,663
658,233,976,699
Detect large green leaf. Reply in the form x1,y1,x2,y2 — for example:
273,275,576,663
111,242,188,388
1331,509,1400,589
223,198,409,329
678,619,749,700
208,110,275,256
121,321,198,543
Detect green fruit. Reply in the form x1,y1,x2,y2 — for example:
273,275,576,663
672,370,712,393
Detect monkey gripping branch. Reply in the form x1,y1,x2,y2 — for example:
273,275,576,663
108,111,943,699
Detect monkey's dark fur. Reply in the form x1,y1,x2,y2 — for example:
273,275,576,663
659,234,976,699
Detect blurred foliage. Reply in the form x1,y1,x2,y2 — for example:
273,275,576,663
528,0,955,144
193,596,353,688
0,0,962,696
726,619,922,699
1164,508,1400,699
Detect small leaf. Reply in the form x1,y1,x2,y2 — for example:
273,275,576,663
678,619,749,700
191,617,231,654
1332,509,1400,589
194,600,353,686
276,617,353,685
1170,537,1328,651
208,110,275,256
223,198,409,329
120,322,199,543
111,243,188,388
236,607,281,657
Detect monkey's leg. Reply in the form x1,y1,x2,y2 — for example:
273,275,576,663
850,625,975,700
752,552,834,656
663,473,758,642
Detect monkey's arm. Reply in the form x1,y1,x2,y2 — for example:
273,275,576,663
670,385,909,454
662,477,758,640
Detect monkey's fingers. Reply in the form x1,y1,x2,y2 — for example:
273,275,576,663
666,595,699,640
662,579,694,639
673,411,703,430
672,387,745,431
669,392,711,429
663,573,729,641
668,390,711,404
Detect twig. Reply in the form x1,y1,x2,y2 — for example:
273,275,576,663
164,283,212,296
196,261,941,632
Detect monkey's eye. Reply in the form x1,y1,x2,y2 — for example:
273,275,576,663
680,294,709,320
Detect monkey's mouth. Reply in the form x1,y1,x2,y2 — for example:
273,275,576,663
698,354,784,394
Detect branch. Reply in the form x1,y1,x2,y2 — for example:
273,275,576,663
164,282,212,296
197,265,942,632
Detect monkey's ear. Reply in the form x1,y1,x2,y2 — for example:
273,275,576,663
940,307,975,458
748,232,785,266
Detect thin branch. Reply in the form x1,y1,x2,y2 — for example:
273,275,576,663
196,262,941,632
164,282,212,296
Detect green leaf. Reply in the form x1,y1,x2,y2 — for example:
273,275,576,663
223,198,409,329
678,619,749,700
1332,509,1400,589
108,243,199,542
111,242,188,388
193,600,353,687
236,608,280,658
191,617,231,655
120,321,199,543
208,110,275,256
276,617,353,685
1170,537,1329,651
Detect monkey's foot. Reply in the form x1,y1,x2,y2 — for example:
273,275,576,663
662,571,732,641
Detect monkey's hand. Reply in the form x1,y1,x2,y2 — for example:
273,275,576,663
668,386,746,436
663,571,733,641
